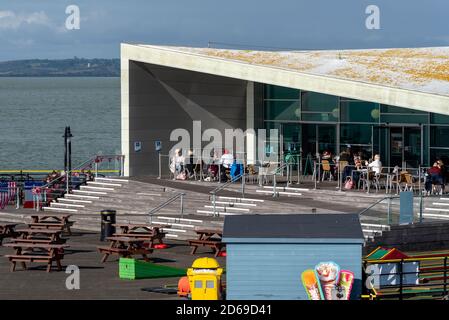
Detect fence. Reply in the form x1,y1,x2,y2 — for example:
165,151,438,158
363,254,449,300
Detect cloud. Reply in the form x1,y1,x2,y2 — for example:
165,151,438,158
0,10,51,30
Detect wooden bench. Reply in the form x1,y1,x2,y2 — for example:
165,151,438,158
0,223,18,245
10,238,66,245
188,239,225,257
3,243,68,272
97,237,155,263
28,214,74,235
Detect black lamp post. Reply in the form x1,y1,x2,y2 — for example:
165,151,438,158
63,126,73,192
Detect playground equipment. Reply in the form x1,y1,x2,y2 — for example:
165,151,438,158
187,257,223,300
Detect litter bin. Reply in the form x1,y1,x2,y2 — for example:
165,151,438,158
100,209,116,241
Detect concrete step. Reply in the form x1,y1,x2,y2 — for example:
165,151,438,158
213,201,257,207
73,189,108,196
361,223,390,231
203,205,250,212
58,198,92,204
263,186,309,192
425,207,449,212
87,181,122,187
422,213,449,220
156,216,204,224
95,177,129,183
50,202,85,208
65,194,100,200
196,210,239,216
256,190,303,196
216,196,264,203
80,185,115,192
43,206,78,213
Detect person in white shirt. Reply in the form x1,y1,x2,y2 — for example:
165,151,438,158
367,154,382,175
220,149,234,169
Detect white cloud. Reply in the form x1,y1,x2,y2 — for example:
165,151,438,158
0,10,51,30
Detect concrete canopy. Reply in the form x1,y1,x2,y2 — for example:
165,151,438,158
121,43,449,115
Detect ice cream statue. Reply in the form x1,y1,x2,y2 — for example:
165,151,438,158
302,262,355,300
315,261,340,300
336,270,354,300
301,269,324,300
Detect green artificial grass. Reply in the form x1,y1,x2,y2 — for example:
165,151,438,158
119,258,187,280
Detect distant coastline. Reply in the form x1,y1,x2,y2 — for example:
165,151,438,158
0,58,120,77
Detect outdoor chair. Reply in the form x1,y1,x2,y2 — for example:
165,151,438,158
321,160,333,181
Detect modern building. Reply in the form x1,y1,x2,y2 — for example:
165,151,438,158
121,44,449,176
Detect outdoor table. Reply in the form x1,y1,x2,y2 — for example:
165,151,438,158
97,236,154,263
3,242,69,272
194,228,223,240
15,228,63,243
113,223,169,233
0,223,18,244
112,223,168,247
27,214,74,235
188,228,225,257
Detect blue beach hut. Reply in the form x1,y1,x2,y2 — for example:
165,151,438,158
222,214,364,300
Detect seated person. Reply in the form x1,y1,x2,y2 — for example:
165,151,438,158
184,150,195,177
220,149,234,169
366,154,382,175
426,162,444,194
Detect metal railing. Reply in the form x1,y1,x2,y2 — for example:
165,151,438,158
148,192,186,222
33,154,125,210
258,162,291,198
210,172,246,216
358,195,400,225
363,254,449,300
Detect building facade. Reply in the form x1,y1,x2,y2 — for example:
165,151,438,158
121,44,449,176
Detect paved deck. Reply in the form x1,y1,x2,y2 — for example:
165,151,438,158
0,225,224,300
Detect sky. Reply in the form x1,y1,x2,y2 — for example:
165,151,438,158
0,0,448,61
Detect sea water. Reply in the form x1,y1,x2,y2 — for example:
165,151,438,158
0,77,120,170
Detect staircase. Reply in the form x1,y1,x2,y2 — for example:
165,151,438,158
256,186,308,197
423,197,449,220
196,196,264,216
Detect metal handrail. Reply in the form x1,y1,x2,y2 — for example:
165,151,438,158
209,172,247,216
358,195,400,225
148,192,186,222
257,162,290,197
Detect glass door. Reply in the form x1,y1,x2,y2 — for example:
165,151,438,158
388,126,422,168
318,124,337,157
404,127,421,168
390,127,403,167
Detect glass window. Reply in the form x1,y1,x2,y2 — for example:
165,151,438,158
431,113,449,125
194,280,203,289
380,105,427,114
340,124,373,145
380,114,428,124
430,149,449,164
301,112,338,122
206,280,215,289
264,101,300,121
301,91,338,112
264,85,299,100
431,126,449,148
340,101,379,123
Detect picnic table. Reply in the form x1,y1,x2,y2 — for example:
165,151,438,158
97,236,154,263
188,228,225,257
15,228,64,243
0,223,18,245
3,242,69,272
113,223,169,233
112,223,168,248
27,214,74,235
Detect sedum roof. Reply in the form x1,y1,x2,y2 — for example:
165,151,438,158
137,45,449,97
